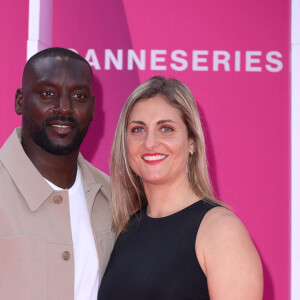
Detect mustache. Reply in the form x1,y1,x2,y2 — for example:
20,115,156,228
45,115,79,127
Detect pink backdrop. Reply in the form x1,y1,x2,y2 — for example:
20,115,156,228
1,1,290,299
0,1,28,141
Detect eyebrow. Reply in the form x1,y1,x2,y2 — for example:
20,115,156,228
157,119,176,125
128,119,177,125
36,81,91,90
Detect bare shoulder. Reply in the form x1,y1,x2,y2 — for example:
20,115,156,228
199,206,247,238
196,206,263,299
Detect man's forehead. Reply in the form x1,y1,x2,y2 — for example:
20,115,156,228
23,56,92,85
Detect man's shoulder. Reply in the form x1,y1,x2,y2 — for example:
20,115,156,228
78,154,110,188
0,128,20,153
0,128,28,181
83,159,109,183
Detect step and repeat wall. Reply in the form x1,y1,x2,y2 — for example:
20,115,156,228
0,0,290,299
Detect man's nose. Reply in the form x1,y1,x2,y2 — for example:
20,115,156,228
53,94,73,115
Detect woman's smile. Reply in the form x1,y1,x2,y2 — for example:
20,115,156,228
142,153,168,164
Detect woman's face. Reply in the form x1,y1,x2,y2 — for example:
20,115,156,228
126,95,194,186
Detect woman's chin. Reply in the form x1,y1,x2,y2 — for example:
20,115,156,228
140,175,164,184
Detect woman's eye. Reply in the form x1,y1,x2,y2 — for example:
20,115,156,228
132,127,144,133
41,90,54,97
161,126,173,133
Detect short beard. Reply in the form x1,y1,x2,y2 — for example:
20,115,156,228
30,116,90,156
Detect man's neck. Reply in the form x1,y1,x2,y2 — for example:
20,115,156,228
22,138,79,189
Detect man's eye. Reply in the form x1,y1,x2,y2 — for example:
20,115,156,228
72,93,85,100
41,91,54,96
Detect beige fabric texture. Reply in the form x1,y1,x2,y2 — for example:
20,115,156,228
0,128,114,300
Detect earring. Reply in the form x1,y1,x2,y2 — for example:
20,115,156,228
186,152,192,173
186,152,193,182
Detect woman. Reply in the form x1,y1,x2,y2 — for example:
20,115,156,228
98,76,263,299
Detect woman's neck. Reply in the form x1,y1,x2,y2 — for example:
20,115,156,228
143,177,200,218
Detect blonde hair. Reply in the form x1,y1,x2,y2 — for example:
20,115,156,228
110,76,223,233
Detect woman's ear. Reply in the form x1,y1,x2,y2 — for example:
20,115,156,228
189,139,195,155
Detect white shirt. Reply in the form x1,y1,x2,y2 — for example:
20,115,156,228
45,167,99,300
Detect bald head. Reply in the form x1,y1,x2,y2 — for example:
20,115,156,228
23,47,92,85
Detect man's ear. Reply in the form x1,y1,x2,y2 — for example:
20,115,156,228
91,95,95,121
15,89,24,115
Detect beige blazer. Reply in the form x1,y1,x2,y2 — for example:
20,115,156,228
0,128,115,300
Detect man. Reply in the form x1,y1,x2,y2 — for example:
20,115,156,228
0,48,114,299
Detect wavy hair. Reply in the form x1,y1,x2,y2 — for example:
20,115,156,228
110,76,223,233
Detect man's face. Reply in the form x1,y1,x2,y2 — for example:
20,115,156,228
16,56,94,155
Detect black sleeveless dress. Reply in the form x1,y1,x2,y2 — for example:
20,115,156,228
98,200,216,300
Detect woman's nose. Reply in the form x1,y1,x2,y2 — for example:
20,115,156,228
144,130,159,150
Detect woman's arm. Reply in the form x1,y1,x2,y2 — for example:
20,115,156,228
196,207,263,300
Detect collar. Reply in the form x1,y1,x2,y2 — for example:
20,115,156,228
0,128,107,212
